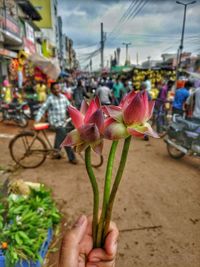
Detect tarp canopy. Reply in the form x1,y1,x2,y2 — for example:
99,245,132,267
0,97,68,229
29,53,61,80
111,65,133,73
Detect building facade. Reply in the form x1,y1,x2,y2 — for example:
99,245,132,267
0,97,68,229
0,0,41,83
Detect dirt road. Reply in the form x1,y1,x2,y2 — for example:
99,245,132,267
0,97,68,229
0,122,199,267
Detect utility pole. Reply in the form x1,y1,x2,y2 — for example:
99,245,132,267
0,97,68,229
176,1,196,71
136,52,139,66
107,60,109,68
100,22,104,70
147,56,151,69
122,42,131,66
89,59,92,73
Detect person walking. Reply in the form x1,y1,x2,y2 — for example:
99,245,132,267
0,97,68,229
112,77,125,105
35,82,77,164
144,74,151,92
95,81,112,105
186,83,200,122
73,79,89,110
36,80,47,103
172,81,192,116
2,79,12,103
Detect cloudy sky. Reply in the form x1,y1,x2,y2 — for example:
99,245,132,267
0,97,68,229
58,0,200,69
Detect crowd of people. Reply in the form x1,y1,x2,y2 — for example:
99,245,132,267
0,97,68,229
1,71,200,152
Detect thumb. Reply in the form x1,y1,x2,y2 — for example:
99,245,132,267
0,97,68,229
59,215,87,267
70,215,88,243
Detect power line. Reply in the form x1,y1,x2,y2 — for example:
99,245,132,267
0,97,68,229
79,48,101,65
126,0,146,21
75,42,99,50
118,0,137,24
106,0,149,43
107,0,138,39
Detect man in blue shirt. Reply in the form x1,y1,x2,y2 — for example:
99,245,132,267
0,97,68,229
112,77,125,105
172,81,192,115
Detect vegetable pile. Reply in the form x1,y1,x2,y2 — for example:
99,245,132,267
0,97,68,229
0,184,60,267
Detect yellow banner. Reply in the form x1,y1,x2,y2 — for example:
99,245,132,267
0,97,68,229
30,0,52,28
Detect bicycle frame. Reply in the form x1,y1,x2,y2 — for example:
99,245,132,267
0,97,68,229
22,129,56,155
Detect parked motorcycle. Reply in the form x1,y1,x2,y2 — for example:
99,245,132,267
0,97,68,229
0,101,29,128
23,99,41,120
164,115,200,159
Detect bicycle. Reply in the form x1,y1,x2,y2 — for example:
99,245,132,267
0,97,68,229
9,122,103,169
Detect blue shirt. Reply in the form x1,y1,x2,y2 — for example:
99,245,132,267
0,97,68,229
173,88,189,110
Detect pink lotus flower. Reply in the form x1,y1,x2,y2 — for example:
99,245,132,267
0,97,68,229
62,97,104,154
103,91,159,140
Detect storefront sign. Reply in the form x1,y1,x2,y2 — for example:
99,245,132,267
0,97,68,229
30,0,52,28
42,39,55,58
25,22,35,43
23,37,36,55
0,48,17,58
0,12,20,37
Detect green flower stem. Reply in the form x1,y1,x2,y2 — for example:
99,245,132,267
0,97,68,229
103,136,132,242
96,141,119,248
85,146,99,248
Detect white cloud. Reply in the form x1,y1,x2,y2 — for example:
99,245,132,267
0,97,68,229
58,0,200,70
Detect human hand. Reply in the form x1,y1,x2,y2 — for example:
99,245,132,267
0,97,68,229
59,215,119,267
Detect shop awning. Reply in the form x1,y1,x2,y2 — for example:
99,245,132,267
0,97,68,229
16,0,42,21
29,53,61,80
111,65,133,73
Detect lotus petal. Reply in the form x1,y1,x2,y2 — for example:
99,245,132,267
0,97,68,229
104,117,115,129
87,109,104,132
104,121,128,140
84,97,100,123
127,128,144,137
147,101,155,120
144,122,160,138
79,123,100,142
120,90,136,109
141,91,148,115
94,96,101,108
62,129,82,147
75,143,89,153
91,140,103,155
123,93,146,125
68,106,84,129
103,105,123,122
127,124,148,136
80,100,89,115
127,122,159,138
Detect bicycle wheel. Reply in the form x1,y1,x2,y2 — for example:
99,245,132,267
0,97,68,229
9,132,47,168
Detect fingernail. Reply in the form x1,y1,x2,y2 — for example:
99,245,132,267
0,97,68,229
73,215,85,227
112,240,118,252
